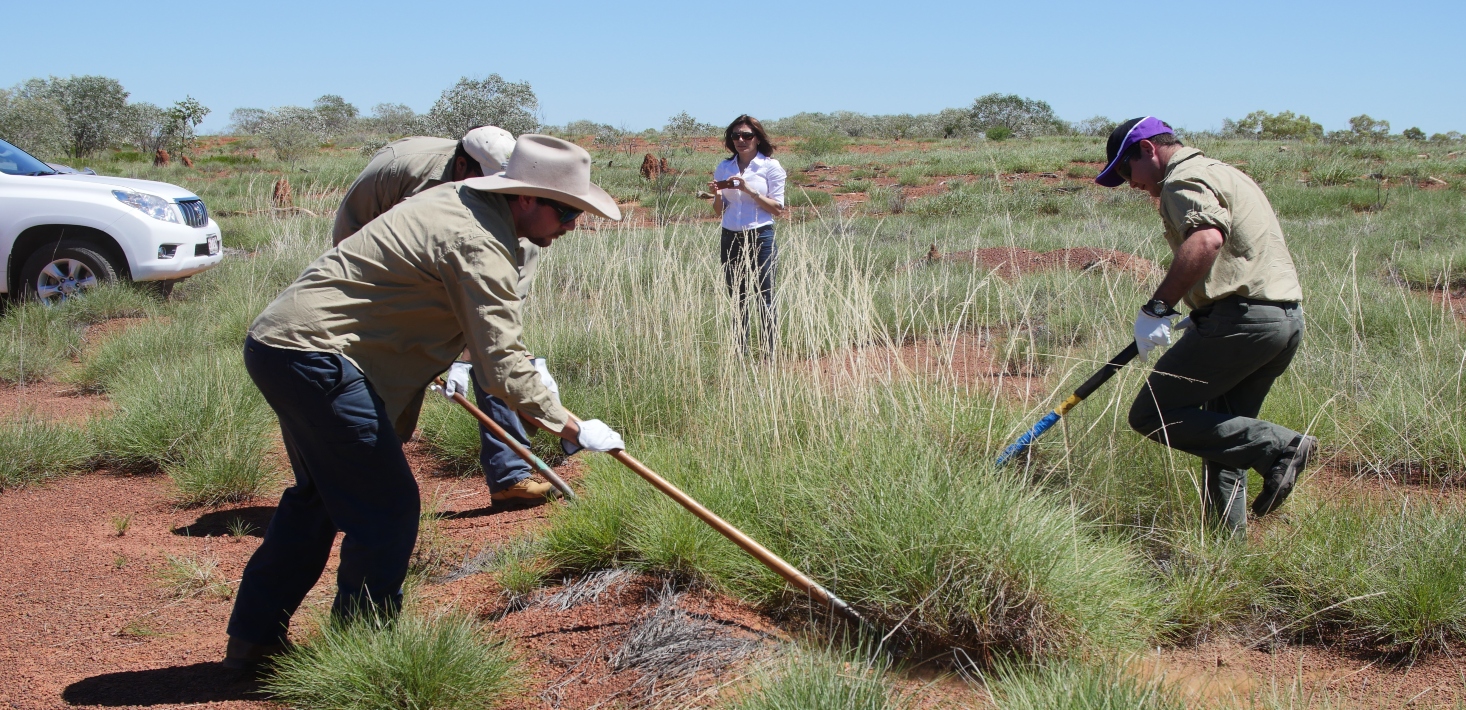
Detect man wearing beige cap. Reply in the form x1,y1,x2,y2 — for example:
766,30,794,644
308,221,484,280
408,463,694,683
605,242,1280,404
332,125,518,245
225,134,623,670
333,125,559,507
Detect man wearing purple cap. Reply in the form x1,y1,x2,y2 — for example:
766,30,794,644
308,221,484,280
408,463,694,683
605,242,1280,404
1095,117,1316,533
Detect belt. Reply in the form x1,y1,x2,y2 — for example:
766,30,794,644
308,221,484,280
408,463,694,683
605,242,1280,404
1224,295,1299,308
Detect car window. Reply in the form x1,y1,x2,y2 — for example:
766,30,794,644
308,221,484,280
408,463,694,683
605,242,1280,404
0,139,57,176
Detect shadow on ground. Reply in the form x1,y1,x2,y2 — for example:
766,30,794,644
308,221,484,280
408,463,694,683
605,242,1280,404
442,497,550,520
62,662,264,706
172,506,275,538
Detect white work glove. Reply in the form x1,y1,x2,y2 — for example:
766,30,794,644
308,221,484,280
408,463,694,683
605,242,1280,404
561,419,625,455
1173,316,1194,335
440,362,472,399
1134,308,1178,362
531,357,559,395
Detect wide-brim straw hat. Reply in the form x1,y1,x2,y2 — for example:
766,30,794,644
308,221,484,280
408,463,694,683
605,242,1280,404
464,134,621,221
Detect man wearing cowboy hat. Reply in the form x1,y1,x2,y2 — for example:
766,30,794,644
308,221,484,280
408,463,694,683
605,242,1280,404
224,134,624,670
333,125,563,512
1095,116,1315,534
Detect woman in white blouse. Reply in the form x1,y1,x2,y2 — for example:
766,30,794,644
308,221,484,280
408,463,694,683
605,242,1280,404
708,115,786,356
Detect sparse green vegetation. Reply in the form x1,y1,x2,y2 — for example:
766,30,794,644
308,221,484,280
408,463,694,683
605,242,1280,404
264,609,520,710
730,647,903,710
0,414,95,490
0,108,1463,706
156,552,232,599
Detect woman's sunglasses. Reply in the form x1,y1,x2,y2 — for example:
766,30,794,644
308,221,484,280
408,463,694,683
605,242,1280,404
731,131,757,141
536,197,583,224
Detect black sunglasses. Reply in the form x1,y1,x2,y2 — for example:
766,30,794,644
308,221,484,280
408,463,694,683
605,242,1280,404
536,197,583,224
731,131,757,141
1116,145,1143,181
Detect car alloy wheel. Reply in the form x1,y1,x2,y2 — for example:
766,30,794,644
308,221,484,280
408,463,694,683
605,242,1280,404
35,258,99,305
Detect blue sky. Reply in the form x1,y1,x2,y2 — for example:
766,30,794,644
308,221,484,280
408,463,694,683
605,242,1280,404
8,0,1463,135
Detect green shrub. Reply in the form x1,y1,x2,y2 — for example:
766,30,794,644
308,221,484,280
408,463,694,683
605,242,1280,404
787,187,833,207
986,126,1014,142
95,351,276,505
797,132,849,158
988,659,1186,710
1255,497,1466,652
417,395,483,474
264,609,521,710
729,647,901,710
0,414,95,490
545,424,1162,658
0,301,81,384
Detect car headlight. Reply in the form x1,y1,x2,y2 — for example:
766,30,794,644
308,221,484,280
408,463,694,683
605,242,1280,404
113,189,182,224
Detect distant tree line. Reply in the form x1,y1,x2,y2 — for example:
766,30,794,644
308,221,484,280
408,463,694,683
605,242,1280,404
0,73,543,162
0,75,209,159
4,75,1461,165
1220,109,1458,144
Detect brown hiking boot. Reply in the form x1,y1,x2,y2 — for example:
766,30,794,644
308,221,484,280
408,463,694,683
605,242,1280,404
1252,435,1316,517
491,478,554,504
222,636,289,672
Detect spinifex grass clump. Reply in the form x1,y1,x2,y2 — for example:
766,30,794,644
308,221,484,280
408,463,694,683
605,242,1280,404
546,408,1161,657
1254,496,1466,652
986,659,1186,710
95,351,276,505
264,609,521,710
0,413,95,490
416,395,483,475
0,282,161,385
730,646,903,710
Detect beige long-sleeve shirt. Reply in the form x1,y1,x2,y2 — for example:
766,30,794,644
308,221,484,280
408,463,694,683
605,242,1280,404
333,136,540,298
251,182,567,439
1158,147,1303,309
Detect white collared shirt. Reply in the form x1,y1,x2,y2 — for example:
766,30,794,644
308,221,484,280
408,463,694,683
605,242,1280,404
714,153,786,230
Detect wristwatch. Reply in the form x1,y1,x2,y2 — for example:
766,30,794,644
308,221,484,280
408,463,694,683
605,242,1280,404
1141,299,1177,318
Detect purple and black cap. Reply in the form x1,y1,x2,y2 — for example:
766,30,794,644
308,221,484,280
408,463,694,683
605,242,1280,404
1095,116,1174,187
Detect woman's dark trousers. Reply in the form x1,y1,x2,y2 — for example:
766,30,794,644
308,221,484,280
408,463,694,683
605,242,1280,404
721,225,777,356
228,337,420,645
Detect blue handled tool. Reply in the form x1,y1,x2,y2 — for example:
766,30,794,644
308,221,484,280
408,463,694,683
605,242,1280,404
995,342,1139,466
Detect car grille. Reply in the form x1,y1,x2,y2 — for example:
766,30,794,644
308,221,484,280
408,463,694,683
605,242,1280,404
177,199,209,228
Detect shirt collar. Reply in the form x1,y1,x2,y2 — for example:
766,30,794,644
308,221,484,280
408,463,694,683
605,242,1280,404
1162,146,1205,182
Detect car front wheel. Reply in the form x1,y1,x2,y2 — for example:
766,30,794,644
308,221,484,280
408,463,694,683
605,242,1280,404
20,240,120,305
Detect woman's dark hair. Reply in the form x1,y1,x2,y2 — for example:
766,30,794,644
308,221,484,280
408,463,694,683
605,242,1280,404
724,115,775,158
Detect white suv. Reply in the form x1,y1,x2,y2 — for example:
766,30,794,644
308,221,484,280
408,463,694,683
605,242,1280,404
0,138,223,304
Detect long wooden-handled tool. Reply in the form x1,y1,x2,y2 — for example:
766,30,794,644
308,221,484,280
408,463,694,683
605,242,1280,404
995,342,1139,466
432,378,577,501
562,408,871,630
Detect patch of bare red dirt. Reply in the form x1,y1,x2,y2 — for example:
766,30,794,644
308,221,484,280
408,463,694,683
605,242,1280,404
1429,287,1466,324
1142,639,1466,707
460,572,782,709
0,438,600,709
800,332,1048,402
0,381,112,423
935,246,1157,279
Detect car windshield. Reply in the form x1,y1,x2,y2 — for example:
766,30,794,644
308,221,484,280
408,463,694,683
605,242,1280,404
0,139,57,176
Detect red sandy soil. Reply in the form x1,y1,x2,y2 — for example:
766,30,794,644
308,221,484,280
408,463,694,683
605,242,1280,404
1141,640,1466,707
933,246,1158,279
800,332,1048,402
1429,287,1466,324
0,381,112,424
0,430,798,710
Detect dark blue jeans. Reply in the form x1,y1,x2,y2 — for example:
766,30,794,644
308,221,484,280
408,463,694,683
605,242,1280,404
472,378,532,492
721,225,777,355
229,337,419,645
